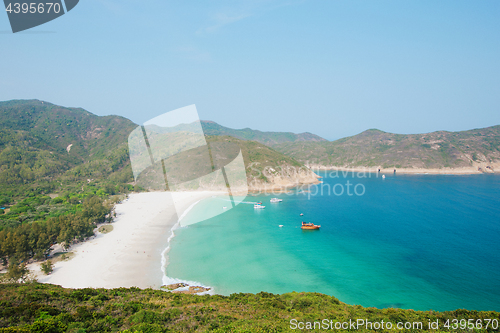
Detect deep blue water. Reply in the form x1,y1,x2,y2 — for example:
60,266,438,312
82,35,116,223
167,171,500,311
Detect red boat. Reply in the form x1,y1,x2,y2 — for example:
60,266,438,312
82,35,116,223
301,222,320,230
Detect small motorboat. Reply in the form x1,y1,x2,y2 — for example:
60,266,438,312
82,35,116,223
270,198,283,203
254,203,265,209
300,213,304,216
382,175,386,179
223,206,227,209
301,221,320,230
279,225,283,228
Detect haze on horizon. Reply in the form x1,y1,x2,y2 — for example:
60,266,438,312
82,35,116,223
1,0,499,140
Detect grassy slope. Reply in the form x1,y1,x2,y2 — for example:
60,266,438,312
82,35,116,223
0,283,498,332
201,121,326,147
274,126,500,169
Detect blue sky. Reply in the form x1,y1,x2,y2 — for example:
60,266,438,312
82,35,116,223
1,0,499,140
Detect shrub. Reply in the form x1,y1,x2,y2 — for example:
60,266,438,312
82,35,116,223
51,197,64,204
40,261,53,275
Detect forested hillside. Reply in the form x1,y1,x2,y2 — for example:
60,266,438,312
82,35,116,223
0,99,136,196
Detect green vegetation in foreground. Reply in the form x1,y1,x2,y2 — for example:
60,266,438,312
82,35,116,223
1,283,499,333
274,126,500,169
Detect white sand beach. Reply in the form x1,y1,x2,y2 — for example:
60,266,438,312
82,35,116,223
311,163,500,175
32,191,223,289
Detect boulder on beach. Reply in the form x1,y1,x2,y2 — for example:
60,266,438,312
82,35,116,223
172,286,211,294
161,283,187,290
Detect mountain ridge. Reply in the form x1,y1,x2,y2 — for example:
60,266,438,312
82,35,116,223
2,99,500,184
200,120,327,146
274,125,500,173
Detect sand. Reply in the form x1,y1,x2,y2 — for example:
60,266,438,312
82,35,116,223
311,164,499,175
32,191,223,289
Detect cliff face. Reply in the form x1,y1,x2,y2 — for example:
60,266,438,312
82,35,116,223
247,163,320,191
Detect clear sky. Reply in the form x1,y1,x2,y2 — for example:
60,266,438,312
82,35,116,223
1,0,499,140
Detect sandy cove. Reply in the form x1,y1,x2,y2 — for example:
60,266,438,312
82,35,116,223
32,191,224,289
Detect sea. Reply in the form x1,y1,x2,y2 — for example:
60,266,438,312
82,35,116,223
165,171,500,311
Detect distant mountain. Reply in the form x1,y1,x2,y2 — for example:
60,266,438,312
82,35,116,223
273,126,500,172
200,120,326,146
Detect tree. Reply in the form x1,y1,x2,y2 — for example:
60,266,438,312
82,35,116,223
57,229,72,251
40,260,54,275
35,232,52,260
0,230,6,265
5,257,29,283
15,233,30,261
82,196,108,223
2,231,16,258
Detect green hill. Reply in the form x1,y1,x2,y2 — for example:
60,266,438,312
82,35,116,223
0,283,498,332
0,99,135,164
201,120,326,146
0,100,137,207
0,99,136,186
273,126,500,171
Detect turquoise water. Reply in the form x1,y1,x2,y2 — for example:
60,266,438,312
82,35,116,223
167,171,500,311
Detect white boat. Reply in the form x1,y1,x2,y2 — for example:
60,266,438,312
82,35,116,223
279,225,283,227
223,206,227,209
254,203,265,209
270,198,283,203
382,175,386,179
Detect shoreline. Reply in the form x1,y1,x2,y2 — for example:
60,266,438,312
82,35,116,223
309,165,498,175
32,191,224,290
159,198,215,294
247,181,319,193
